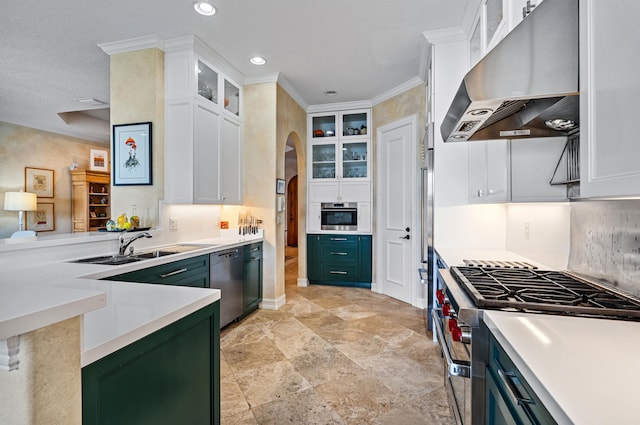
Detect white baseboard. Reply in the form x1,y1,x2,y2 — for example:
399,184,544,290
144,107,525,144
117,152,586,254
260,294,286,310
297,278,308,287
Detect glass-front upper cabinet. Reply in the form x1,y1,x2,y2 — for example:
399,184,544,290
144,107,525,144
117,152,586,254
224,78,240,117
312,144,336,179
341,111,369,137
311,114,337,139
342,142,368,179
197,60,218,104
470,16,482,67
485,0,504,47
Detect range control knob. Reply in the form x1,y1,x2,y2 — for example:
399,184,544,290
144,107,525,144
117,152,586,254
443,304,451,317
451,325,463,342
436,289,445,305
448,318,458,332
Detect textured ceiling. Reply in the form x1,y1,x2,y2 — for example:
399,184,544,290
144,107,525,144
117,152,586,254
0,0,475,144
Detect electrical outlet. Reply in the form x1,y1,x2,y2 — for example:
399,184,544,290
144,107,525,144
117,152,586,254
524,221,530,240
169,217,179,230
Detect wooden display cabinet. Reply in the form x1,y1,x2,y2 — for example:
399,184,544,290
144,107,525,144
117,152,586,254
71,170,111,232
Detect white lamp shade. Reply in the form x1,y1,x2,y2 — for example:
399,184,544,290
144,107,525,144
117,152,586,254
4,192,37,212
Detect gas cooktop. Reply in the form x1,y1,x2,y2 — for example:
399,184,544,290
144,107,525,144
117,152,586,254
450,266,640,321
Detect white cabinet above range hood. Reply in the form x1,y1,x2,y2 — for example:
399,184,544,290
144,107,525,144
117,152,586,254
441,0,579,142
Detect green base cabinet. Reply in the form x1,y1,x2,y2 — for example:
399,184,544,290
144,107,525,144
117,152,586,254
103,255,210,287
486,334,556,425
82,302,220,425
307,234,372,288
242,242,263,318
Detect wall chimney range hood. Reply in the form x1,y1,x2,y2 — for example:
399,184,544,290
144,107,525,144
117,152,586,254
441,0,579,142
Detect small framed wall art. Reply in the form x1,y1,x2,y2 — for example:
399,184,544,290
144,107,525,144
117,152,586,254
112,122,152,186
27,202,55,232
25,167,54,198
90,149,109,172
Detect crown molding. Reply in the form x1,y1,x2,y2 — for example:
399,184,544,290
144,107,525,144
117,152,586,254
276,75,308,111
371,76,424,106
98,35,164,56
307,100,372,114
244,73,279,85
422,27,468,45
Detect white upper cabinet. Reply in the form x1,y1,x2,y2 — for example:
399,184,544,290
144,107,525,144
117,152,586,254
468,140,510,203
164,38,243,205
471,0,545,60
579,0,640,198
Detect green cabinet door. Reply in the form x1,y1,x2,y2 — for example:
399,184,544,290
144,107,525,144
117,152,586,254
103,255,210,288
487,334,556,425
307,234,372,287
242,242,263,317
82,302,220,425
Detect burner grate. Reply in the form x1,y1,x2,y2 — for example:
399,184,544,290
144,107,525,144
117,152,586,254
450,266,640,320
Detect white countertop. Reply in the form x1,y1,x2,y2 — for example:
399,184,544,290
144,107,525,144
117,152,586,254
484,310,640,425
0,232,262,366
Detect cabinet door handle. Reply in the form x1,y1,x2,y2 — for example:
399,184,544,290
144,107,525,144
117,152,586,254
250,247,260,252
159,268,188,278
330,271,348,275
497,369,533,406
330,252,348,256
330,237,348,241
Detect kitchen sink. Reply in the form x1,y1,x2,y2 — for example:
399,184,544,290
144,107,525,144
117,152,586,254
71,244,212,265
72,255,143,266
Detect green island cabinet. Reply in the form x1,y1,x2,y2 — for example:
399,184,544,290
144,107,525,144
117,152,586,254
307,234,372,288
241,242,263,318
103,254,210,287
82,302,220,425
486,333,555,425
89,254,219,425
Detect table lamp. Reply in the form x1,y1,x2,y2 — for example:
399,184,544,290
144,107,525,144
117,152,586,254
4,191,37,232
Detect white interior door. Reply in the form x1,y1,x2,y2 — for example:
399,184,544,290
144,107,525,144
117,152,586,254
376,116,417,304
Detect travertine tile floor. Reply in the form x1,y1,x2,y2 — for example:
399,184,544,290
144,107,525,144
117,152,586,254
220,247,455,424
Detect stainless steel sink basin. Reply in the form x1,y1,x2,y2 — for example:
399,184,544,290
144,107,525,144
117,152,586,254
71,244,210,265
72,255,143,266
133,250,176,259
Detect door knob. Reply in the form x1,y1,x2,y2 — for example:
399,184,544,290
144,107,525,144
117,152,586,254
399,235,410,240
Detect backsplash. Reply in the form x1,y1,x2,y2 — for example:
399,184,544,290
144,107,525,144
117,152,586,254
568,200,640,297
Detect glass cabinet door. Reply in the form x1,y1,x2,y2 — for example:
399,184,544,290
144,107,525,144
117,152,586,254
342,142,367,179
197,60,218,104
224,79,240,116
312,115,337,138
485,0,504,48
342,112,368,137
312,144,336,179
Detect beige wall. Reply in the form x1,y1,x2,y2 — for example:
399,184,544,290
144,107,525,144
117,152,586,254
0,122,108,238
221,82,307,304
222,83,279,301
0,317,82,425
110,48,165,228
276,84,308,283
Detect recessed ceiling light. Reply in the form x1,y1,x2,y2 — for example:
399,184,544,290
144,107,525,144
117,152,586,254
193,1,216,16
324,90,338,96
250,56,266,65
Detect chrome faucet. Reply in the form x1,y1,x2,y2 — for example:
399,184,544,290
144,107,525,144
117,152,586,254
118,232,152,256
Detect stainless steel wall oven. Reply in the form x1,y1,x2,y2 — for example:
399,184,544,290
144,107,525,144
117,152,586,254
320,202,357,231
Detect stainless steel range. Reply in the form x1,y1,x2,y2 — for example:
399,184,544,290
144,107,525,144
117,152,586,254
433,264,640,425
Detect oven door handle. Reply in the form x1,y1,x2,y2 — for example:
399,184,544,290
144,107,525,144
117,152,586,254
431,309,471,378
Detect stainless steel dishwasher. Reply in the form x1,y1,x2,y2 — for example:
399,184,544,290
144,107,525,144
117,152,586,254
210,247,243,328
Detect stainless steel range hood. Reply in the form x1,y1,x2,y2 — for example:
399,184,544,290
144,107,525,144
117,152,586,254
441,0,579,142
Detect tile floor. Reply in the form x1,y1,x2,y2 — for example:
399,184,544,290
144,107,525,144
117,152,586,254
220,247,455,424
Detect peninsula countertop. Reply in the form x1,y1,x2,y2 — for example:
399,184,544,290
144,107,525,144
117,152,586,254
0,232,262,366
